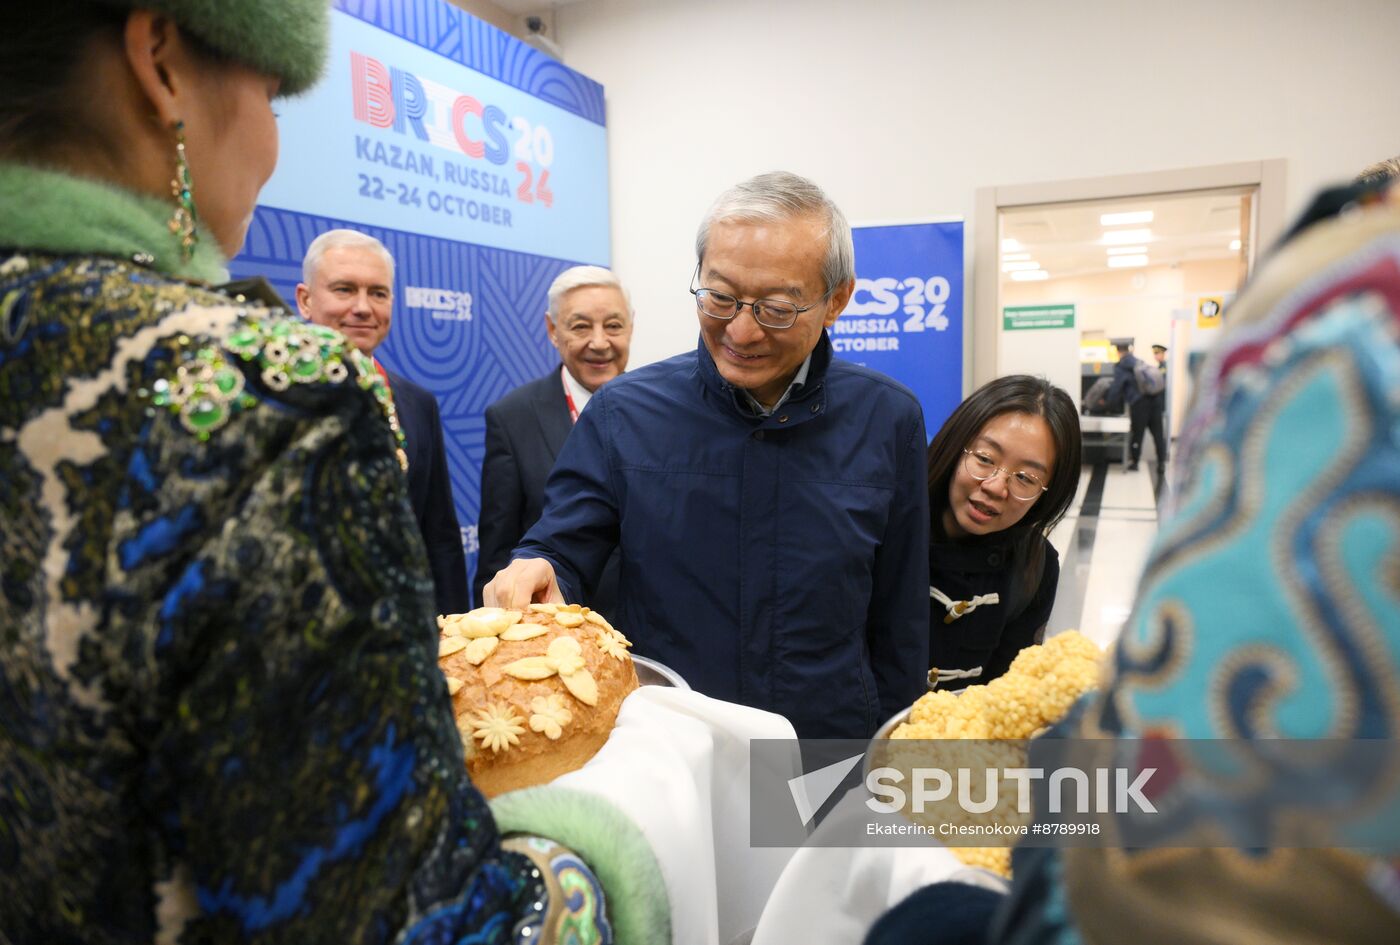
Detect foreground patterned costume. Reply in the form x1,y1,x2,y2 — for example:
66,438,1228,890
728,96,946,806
0,166,626,943
994,183,1400,943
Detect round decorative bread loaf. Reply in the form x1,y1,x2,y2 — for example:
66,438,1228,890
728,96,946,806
437,603,638,797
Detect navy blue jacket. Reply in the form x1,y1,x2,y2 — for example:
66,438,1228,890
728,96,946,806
1107,352,1145,409
387,369,469,615
515,333,930,739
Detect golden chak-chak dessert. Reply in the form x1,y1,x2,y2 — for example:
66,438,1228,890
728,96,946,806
882,630,1105,878
437,603,638,798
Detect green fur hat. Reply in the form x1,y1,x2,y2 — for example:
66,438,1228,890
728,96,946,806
92,0,330,95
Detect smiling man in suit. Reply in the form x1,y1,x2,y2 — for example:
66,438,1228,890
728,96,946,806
473,266,632,613
296,229,469,615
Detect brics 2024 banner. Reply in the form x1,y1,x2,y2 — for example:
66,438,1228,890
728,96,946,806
835,221,965,437
231,0,610,596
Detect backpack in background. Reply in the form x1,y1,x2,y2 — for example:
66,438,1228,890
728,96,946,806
1133,359,1166,396
1083,376,1123,415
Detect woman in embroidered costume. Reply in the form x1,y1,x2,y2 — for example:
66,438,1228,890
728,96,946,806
923,376,1081,691
861,176,1400,944
0,2,663,942
980,173,1400,945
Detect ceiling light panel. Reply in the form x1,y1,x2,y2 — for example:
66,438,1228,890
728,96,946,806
1101,229,1153,245
1100,210,1154,226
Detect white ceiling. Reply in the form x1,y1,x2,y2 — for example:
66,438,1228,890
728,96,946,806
492,0,587,14
1000,189,1251,282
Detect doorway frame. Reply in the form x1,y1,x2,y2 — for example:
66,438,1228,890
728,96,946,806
970,159,1286,389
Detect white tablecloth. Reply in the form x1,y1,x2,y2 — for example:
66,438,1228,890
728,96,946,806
749,787,1007,945
558,686,798,945
565,687,1007,944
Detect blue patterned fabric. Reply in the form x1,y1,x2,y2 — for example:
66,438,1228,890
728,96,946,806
993,186,1400,944
0,240,550,941
1100,227,1400,798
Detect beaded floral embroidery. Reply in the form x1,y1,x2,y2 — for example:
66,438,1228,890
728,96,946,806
148,345,253,441
151,315,407,468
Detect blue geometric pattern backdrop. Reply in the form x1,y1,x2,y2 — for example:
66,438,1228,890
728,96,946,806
230,0,610,597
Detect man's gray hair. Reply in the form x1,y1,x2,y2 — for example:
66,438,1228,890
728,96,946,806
302,229,396,286
694,171,855,297
546,265,633,323
1356,156,1400,186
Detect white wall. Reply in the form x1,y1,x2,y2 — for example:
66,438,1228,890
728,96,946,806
553,0,1400,372
999,320,1082,410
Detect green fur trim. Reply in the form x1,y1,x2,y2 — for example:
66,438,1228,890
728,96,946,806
0,162,227,284
90,0,329,95
492,786,673,945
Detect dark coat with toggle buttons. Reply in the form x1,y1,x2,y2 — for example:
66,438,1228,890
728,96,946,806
927,521,1060,689
514,332,930,739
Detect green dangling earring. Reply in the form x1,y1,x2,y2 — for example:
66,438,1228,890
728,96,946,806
168,120,198,261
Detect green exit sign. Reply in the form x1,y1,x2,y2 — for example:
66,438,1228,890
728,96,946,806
1003,304,1075,330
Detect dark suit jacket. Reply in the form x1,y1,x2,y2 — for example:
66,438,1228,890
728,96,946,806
475,369,620,618
387,369,469,615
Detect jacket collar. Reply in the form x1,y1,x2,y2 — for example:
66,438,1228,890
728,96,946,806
694,330,834,423
0,162,228,284
929,520,1020,573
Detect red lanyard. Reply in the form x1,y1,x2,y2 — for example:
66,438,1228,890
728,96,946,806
374,358,391,390
561,366,579,424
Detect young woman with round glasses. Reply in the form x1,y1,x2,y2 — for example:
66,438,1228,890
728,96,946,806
923,375,1081,689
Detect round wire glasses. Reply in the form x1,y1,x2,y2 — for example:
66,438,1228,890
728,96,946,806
962,449,1047,501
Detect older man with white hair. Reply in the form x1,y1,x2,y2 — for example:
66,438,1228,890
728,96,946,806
484,172,929,739
296,228,469,614
474,266,632,611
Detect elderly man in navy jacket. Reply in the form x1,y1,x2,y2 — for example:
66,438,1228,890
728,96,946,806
297,229,469,615
484,172,929,739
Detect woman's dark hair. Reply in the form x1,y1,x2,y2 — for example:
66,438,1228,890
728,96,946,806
926,374,1081,592
0,1,231,164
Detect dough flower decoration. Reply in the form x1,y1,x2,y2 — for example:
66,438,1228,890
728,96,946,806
439,604,630,710
528,694,574,740
502,636,599,706
582,610,633,662
440,608,525,639
471,702,526,754
596,630,630,662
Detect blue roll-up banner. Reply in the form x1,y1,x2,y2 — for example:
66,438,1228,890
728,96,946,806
837,220,965,437
230,0,610,597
